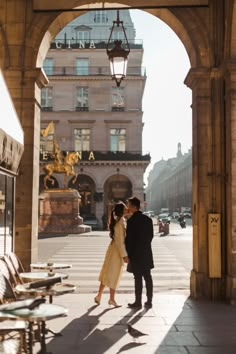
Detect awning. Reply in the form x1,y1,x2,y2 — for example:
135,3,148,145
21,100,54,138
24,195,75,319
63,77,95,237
0,70,24,175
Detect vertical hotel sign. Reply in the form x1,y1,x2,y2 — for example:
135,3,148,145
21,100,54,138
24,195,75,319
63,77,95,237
208,213,221,278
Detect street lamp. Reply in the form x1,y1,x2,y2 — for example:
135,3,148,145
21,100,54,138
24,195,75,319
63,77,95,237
106,10,130,87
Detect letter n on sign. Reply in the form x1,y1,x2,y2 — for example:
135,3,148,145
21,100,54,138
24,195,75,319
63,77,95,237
208,213,221,278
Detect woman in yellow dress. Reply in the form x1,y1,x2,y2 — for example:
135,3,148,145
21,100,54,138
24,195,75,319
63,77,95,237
94,202,129,307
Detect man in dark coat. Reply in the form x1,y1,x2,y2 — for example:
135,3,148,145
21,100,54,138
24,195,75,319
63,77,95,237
125,196,154,309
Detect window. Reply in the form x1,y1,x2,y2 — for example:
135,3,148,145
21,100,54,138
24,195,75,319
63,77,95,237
0,173,14,255
41,87,53,110
112,30,125,41
112,87,124,108
76,87,88,110
110,129,126,152
76,31,90,41
43,58,53,75
94,10,108,23
76,59,89,75
74,129,90,151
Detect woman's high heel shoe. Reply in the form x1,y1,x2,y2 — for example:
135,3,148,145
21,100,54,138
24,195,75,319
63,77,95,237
94,296,101,305
108,299,121,307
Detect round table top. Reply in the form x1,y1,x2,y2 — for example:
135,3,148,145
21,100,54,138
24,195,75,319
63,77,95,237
0,302,67,322
15,283,76,297
20,272,68,280
30,263,72,270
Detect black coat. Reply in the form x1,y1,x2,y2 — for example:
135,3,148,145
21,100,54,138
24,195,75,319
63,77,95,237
125,211,154,272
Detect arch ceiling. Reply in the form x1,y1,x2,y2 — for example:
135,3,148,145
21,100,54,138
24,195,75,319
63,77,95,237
32,1,211,69
229,1,236,57
33,0,209,11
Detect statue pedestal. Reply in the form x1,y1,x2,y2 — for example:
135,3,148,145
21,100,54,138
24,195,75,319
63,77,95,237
38,188,91,234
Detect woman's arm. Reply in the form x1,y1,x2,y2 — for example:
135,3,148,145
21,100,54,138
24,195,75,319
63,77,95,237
114,220,128,259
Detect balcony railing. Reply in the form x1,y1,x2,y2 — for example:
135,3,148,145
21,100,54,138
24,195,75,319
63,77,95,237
111,106,125,112
40,150,151,162
76,106,89,111
41,107,53,111
43,66,146,77
50,38,143,50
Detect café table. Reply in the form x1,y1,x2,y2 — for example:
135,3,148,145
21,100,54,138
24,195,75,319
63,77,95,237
0,299,68,354
15,281,76,304
30,263,72,277
20,271,68,282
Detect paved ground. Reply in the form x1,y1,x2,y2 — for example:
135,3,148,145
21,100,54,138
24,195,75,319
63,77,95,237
34,225,236,354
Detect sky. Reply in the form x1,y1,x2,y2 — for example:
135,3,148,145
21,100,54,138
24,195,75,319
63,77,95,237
129,10,192,183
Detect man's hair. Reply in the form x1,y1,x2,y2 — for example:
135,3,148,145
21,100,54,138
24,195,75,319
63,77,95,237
128,196,140,210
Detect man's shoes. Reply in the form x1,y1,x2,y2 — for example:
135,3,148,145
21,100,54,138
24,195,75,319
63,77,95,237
128,302,142,309
144,301,152,308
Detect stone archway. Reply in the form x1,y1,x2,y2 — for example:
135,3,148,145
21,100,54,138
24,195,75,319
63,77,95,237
103,174,132,225
68,174,96,216
1,0,236,301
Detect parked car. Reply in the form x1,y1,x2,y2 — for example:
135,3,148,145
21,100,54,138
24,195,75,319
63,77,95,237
184,212,192,218
157,213,171,223
143,210,155,217
172,212,180,219
83,215,99,230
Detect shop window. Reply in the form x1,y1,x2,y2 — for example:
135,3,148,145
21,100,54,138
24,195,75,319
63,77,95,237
0,172,14,255
110,128,126,152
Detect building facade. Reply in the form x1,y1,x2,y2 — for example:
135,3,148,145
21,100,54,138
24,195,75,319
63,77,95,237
146,144,192,215
0,70,24,255
40,10,150,229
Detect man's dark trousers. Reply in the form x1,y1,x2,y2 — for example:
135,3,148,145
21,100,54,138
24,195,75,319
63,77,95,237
133,268,153,304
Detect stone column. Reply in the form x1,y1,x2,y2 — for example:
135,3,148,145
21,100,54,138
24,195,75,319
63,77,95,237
185,67,227,300
224,61,236,303
3,68,47,269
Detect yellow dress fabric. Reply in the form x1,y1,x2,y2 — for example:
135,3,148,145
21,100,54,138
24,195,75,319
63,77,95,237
98,217,128,289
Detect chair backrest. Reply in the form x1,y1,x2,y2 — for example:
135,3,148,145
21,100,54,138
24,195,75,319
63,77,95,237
1,256,22,285
0,273,16,303
8,252,25,274
0,258,16,286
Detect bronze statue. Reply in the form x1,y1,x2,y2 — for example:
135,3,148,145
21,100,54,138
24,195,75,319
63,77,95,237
43,150,79,189
53,141,64,165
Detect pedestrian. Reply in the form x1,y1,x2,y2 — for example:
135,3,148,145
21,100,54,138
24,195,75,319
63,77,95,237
94,201,129,307
125,196,154,309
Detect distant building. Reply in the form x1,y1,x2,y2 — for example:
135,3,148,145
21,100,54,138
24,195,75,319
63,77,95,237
39,10,150,229
145,143,192,214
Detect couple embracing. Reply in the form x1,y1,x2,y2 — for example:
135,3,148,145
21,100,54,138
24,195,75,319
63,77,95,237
94,196,154,309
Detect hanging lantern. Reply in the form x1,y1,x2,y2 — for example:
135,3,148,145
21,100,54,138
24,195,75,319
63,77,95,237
106,10,130,87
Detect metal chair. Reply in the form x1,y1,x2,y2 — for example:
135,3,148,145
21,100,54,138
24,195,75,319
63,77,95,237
0,272,68,354
0,258,18,289
0,273,27,354
8,252,25,275
1,255,23,285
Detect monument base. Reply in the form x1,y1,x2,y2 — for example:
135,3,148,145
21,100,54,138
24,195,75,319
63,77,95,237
38,188,91,234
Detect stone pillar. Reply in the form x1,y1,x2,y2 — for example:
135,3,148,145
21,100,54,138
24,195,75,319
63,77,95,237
185,67,227,300
3,68,47,269
224,61,236,303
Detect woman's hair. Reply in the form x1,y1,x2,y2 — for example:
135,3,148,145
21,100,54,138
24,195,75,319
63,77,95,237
109,202,126,239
